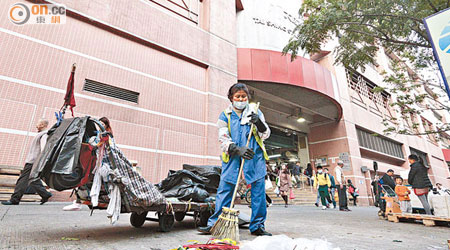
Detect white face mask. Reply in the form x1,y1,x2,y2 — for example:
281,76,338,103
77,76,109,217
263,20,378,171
318,170,323,174
233,100,248,110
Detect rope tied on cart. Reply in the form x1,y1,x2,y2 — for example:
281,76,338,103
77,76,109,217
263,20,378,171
166,201,174,214
184,199,192,213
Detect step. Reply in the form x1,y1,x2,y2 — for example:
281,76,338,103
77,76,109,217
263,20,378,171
0,175,19,187
0,193,41,202
269,194,317,198
0,187,15,194
0,165,23,170
0,169,21,175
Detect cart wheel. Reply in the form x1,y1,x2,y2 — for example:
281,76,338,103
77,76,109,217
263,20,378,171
245,189,252,204
199,210,212,227
174,212,186,222
130,212,148,228
158,213,175,232
194,212,200,227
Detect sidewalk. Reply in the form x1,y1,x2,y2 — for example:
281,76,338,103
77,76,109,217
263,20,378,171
0,203,448,250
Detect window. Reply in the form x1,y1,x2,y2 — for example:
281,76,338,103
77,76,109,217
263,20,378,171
409,147,429,166
346,69,393,117
356,128,404,159
440,132,450,148
148,0,200,24
421,117,437,144
401,106,420,134
432,110,443,122
83,79,140,104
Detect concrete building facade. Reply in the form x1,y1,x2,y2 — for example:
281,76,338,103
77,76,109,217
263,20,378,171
0,0,449,205
0,0,237,185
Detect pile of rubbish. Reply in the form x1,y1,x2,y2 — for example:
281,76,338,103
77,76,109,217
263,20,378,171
156,164,221,202
171,235,340,250
240,235,340,250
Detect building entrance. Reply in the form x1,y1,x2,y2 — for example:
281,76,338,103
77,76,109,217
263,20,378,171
265,125,309,172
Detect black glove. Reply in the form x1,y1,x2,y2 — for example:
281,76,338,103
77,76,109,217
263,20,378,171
247,113,267,132
228,143,255,160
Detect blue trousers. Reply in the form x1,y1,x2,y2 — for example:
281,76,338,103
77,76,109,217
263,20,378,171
207,177,267,232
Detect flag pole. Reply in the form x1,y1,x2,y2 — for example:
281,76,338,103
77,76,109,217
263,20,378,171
61,63,77,118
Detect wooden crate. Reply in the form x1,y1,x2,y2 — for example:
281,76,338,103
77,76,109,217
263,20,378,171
387,213,450,227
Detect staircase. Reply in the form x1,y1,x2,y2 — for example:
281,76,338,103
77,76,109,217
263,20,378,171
0,165,41,202
267,182,317,206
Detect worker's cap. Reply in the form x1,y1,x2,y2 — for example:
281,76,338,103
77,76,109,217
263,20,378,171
387,169,394,173
337,160,344,165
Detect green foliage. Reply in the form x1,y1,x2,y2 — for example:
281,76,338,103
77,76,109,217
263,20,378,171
283,0,446,70
285,0,450,138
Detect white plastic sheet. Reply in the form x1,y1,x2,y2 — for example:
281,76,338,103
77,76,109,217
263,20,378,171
240,234,340,250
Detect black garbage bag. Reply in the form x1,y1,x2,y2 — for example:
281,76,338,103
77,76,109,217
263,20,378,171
182,164,221,194
29,116,97,191
156,170,210,202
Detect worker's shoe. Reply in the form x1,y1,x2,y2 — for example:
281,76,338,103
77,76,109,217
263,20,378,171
1,200,19,205
251,228,272,236
40,193,52,205
197,226,212,234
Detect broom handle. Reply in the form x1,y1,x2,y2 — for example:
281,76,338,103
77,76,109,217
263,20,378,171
230,102,260,208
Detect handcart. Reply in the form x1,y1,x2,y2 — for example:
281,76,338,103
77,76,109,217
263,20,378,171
82,199,214,232
378,184,401,219
33,116,248,232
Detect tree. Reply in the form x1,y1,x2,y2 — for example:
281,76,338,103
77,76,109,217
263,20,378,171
283,0,450,140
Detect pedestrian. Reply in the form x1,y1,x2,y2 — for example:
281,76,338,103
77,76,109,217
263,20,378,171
408,154,433,215
380,169,396,190
314,189,326,207
314,164,328,207
347,179,358,206
198,83,272,236
378,169,395,216
394,177,412,213
278,164,292,208
335,160,350,211
305,163,313,186
266,162,276,181
2,119,53,205
292,162,302,188
325,168,337,209
63,117,113,211
314,166,332,210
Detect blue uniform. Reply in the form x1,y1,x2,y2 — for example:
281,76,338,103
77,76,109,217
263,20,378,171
208,107,269,232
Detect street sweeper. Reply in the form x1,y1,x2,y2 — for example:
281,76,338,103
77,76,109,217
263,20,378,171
197,83,272,238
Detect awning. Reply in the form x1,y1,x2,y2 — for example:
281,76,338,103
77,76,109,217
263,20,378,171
237,48,343,128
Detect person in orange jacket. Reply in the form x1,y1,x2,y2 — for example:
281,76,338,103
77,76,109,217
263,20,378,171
394,177,412,213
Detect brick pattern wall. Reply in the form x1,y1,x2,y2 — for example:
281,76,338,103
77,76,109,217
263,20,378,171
0,0,236,185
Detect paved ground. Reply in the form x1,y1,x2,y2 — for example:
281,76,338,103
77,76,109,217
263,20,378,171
0,203,449,250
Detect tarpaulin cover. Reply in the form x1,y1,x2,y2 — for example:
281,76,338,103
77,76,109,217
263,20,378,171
182,164,221,193
156,170,210,202
30,117,97,191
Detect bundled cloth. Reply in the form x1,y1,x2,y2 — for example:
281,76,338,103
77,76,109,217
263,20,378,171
90,135,166,224
29,116,166,224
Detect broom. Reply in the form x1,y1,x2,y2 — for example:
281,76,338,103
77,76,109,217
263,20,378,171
210,102,260,242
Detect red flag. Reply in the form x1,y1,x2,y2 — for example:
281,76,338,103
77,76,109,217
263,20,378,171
63,67,76,116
